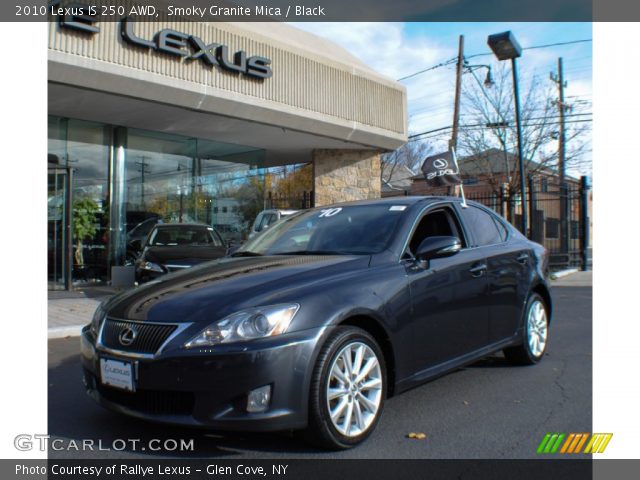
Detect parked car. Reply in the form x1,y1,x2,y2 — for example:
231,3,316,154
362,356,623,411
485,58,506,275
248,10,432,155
248,209,298,239
126,216,163,264
82,197,551,449
134,223,227,283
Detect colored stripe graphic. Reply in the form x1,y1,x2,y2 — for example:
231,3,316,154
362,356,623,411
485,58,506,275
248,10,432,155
539,433,613,454
537,433,552,454
560,433,576,453
584,434,613,454
537,433,565,454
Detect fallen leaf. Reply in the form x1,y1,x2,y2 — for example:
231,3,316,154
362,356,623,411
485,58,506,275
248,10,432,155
407,432,427,440
463,400,470,406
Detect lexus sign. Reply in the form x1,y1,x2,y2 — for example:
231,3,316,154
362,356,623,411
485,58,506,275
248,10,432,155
57,15,273,79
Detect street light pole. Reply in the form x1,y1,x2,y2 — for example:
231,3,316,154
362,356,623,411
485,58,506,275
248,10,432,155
511,57,528,235
487,31,528,236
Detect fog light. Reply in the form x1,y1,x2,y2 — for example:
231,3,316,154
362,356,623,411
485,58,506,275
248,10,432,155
247,385,271,413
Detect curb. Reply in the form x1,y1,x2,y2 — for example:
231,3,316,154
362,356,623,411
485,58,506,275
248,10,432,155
550,268,579,280
48,325,84,339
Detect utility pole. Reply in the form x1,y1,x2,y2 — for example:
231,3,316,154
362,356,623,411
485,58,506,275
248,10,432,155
450,35,465,151
448,35,464,197
551,58,568,184
551,57,570,258
136,157,150,209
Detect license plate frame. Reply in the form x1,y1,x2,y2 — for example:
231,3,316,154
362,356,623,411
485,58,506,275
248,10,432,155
99,357,135,392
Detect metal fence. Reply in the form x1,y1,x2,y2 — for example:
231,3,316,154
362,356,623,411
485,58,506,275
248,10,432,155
266,191,315,210
465,176,591,271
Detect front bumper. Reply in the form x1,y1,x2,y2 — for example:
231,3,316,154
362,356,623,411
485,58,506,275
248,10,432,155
80,325,325,431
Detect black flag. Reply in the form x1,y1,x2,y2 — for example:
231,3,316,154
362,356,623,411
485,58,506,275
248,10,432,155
421,150,461,187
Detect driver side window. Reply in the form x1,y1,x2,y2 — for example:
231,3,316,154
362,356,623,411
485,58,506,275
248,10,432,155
406,207,464,258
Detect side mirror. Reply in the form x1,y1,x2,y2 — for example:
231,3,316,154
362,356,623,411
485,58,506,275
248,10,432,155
415,236,461,262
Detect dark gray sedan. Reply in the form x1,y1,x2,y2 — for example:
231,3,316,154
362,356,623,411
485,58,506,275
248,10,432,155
82,197,551,449
134,224,227,283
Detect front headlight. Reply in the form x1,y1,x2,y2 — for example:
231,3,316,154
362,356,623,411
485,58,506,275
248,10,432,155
139,261,163,273
90,304,106,337
184,304,300,348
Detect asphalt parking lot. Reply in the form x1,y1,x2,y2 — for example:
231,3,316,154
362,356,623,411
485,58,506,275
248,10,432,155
48,282,591,459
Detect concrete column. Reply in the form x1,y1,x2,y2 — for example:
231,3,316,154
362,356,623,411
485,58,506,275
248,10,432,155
312,149,381,207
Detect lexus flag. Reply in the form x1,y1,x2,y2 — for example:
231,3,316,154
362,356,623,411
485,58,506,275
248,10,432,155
421,150,462,187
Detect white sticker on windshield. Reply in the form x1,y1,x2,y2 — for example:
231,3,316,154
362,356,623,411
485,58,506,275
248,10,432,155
318,208,342,218
389,206,407,211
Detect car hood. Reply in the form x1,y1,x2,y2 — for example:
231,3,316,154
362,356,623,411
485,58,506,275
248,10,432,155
106,254,370,323
142,245,227,265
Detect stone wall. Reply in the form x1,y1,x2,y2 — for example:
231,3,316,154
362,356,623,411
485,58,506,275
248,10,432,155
313,150,381,206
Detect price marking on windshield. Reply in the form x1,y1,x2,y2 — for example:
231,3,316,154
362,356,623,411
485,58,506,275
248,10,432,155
318,208,342,218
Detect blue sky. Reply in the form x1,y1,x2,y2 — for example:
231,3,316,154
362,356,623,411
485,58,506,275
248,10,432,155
293,22,592,174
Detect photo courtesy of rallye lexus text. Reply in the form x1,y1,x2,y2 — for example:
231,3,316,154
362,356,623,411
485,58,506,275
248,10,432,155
81,196,552,449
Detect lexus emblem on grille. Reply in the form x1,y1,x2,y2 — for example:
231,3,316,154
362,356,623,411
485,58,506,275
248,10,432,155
118,327,137,346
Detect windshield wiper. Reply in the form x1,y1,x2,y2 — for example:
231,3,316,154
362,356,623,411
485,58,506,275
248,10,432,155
230,251,263,257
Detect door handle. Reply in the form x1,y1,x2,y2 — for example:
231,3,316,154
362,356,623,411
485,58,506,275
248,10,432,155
469,263,487,277
516,253,529,264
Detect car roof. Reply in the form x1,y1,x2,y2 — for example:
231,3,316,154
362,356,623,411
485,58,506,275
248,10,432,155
154,223,212,229
320,195,460,208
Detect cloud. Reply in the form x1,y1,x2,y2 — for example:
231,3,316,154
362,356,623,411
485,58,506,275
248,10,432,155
292,22,592,170
292,22,458,143
291,22,452,80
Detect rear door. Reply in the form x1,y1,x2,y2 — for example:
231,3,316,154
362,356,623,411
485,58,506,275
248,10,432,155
455,205,528,343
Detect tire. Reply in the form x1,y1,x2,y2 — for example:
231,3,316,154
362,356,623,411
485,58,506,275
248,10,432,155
303,326,387,450
504,292,549,365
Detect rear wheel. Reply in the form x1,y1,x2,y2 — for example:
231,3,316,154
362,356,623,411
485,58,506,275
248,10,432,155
304,327,386,449
504,293,549,365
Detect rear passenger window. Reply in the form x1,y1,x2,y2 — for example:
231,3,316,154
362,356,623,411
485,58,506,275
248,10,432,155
494,218,508,242
459,206,504,246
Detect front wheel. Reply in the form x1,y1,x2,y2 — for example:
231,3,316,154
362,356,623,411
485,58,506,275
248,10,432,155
504,293,549,365
304,327,386,449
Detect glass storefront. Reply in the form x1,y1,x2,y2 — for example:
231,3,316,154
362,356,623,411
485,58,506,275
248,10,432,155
48,116,269,289
48,117,110,289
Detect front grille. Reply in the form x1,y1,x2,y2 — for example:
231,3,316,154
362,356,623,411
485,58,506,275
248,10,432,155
97,384,194,416
100,319,177,354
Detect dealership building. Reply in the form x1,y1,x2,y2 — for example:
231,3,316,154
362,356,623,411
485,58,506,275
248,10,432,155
47,17,407,289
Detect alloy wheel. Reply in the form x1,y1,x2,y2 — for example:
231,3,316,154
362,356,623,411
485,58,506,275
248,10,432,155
325,342,383,437
527,299,548,357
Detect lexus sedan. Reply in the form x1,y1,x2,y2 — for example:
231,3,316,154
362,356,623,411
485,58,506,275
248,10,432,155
81,197,551,449
134,224,227,283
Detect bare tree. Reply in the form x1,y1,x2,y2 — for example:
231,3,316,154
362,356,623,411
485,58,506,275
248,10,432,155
458,63,591,194
381,140,434,188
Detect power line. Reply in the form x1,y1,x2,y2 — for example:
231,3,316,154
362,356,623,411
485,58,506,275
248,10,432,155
398,38,592,82
408,117,592,142
465,39,593,60
397,57,457,82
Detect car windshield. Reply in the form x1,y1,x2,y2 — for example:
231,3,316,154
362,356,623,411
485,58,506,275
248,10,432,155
237,204,407,256
148,226,221,246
